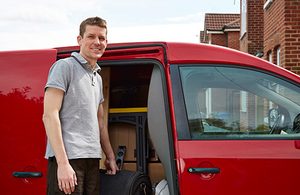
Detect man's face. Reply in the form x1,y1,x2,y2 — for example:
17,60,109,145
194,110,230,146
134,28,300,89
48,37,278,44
77,25,107,65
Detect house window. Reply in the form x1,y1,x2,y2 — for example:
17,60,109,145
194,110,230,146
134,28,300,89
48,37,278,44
276,47,280,66
264,0,273,10
268,51,272,63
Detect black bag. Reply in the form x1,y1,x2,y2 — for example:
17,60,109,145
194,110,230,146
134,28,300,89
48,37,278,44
99,169,152,195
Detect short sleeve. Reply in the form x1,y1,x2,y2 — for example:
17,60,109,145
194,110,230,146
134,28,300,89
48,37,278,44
45,60,71,92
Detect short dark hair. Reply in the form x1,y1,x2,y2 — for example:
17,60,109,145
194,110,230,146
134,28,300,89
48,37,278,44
79,16,107,37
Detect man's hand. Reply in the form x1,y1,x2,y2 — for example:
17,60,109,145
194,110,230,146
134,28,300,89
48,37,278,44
57,163,77,194
105,158,119,175
43,88,77,194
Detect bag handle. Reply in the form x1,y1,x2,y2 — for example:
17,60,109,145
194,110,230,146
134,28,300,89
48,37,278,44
115,145,126,170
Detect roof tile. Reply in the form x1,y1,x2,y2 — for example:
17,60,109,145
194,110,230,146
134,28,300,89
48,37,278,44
205,13,240,31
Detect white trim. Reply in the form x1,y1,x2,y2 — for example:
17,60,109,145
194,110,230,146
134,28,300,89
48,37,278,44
264,0,273,10
206,88,212,117
223,28,240,32
240,91,247,112
268,52,272,63
206,30,224,34
276,47,280,66
240,32,247,40
241,0,247,37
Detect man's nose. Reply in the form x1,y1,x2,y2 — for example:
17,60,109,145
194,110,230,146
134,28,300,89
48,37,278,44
94,37,101,45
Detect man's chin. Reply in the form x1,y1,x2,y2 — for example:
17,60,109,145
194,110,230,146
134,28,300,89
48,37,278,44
92,53,103,59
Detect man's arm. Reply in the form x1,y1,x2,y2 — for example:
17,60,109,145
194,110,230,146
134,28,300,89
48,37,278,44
43,88,77,194
98,104,118,174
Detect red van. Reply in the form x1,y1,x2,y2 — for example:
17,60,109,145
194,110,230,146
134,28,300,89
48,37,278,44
1,42,300,195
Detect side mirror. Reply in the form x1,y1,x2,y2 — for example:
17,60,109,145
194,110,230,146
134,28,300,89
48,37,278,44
268,108,279,129
270,114,286,134
269,108,289,134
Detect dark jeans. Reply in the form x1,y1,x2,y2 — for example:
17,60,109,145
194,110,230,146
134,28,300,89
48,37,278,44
47,157,100,195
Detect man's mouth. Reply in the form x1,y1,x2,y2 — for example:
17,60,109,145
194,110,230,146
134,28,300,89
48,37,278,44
92,48,101,52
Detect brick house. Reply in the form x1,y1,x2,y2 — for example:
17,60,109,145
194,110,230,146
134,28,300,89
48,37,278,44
239,0,264,56
264,0,300,74
200,13,240,50
240,0,300,130
199,3,300,130
240,0,300,75
200,13,245,129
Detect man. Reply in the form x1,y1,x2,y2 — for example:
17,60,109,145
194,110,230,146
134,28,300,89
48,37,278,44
43,16,118,195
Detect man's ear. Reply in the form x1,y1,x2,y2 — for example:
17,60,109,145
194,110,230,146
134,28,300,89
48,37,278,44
77,35,82,45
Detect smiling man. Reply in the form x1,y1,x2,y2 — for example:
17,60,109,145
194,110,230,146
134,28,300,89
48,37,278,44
43,17,118,195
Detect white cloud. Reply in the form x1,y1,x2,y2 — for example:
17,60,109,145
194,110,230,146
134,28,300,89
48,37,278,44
0,0,239,51
165,12,205,23
109,23,202,44
0,6,69,25
0,0,103,25
0,29,78,51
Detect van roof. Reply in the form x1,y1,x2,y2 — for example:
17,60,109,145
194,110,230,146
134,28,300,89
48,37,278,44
54,41,300,81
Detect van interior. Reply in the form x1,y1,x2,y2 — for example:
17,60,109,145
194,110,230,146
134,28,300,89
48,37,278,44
99,63,165,187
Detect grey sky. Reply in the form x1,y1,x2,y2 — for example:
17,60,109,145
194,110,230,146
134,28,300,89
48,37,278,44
0,0,240,51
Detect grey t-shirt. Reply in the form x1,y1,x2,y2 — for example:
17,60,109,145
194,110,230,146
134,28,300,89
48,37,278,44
45,52,104,159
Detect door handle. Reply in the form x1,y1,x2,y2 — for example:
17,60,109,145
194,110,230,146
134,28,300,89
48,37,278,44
13,171,42,178
188,167,220,174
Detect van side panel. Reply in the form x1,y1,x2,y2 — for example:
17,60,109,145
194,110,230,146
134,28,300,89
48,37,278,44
0,50,57,195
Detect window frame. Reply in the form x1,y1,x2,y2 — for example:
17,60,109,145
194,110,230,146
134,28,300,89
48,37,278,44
171,64,300,140
276,47,281,66
240,0,247,38
268,51,272,63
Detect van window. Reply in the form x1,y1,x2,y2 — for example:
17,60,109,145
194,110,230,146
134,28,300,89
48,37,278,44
179,66,300,139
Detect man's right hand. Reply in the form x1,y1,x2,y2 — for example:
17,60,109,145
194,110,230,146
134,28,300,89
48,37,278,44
57,162,77,195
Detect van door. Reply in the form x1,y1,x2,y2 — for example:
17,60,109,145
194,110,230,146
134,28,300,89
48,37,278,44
171,65,300,195
0,50,57,195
